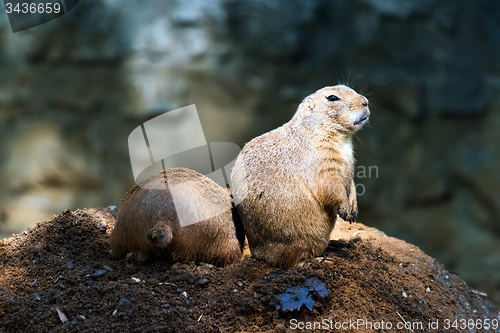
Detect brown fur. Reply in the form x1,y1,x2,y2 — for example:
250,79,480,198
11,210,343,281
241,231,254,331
231,85,370,267
110,168,244,267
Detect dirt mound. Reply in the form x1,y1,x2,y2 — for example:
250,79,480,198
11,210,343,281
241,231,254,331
1,208,498,332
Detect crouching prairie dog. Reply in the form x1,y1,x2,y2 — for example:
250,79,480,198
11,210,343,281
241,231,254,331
110,168,244,267
231,85,370,267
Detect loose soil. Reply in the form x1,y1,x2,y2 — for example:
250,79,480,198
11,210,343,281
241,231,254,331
1,208,498,332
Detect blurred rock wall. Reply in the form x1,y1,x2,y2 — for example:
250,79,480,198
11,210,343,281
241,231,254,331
0,0,499,303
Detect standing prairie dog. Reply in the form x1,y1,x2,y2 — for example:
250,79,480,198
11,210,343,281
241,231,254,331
110,168,244,267
231,85,370,267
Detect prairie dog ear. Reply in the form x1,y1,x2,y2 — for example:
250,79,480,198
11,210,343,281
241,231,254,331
146,220,173,247
304,99,315,111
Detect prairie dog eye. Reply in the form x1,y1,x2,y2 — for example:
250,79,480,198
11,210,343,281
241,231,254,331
326,95,339,102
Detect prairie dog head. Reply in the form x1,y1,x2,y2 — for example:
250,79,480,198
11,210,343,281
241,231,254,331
299,85,370,134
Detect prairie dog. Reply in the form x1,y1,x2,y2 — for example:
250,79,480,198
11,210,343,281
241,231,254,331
110,168,244,267
231,85,369,266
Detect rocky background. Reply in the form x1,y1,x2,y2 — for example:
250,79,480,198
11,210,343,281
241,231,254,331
0,0,499,304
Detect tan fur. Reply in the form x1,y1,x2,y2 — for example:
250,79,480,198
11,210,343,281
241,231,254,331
231,85,370,267
110,168,243,267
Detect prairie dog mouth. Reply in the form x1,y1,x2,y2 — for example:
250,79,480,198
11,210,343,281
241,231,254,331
354,114,369,126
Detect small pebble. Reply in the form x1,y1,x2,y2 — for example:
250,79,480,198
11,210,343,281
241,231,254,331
93,270,107,278
196,279,209,286
129,277,141,284
132,273,147,281
65,262,75,270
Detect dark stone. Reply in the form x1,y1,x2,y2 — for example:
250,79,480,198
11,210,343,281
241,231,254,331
132,273,147,281
116,298,132,312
